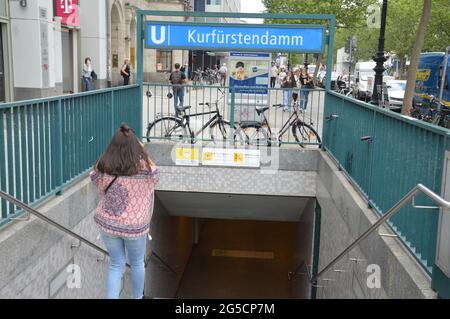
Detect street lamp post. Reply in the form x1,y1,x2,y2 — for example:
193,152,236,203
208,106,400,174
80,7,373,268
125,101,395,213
371,0,388,105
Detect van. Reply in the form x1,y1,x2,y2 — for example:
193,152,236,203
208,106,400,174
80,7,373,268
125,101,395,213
352,61,376,101
414,52,450,108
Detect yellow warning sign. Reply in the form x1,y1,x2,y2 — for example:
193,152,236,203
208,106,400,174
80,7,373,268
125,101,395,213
175,147,200,166
203,151,214,161
234,152,244,163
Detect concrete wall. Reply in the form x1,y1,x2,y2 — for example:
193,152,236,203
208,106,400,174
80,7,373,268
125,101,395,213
0,178,122,298
291,198,316,299
315,151,436,299
80,0,108,89
0,176,194,299
145,143,318,198
10,0,63,99
145,196,195,298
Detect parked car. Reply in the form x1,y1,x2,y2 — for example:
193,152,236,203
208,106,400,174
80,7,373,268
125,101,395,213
384,80,406,111
366,75,395,101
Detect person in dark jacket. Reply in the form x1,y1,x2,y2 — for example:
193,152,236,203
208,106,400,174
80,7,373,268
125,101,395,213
281,71,297,112
121,59,131,86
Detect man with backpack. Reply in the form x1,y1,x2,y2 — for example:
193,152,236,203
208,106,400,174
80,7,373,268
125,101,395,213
169,63,187,116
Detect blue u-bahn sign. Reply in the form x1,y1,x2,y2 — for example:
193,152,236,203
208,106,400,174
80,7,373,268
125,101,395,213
145,22,325,53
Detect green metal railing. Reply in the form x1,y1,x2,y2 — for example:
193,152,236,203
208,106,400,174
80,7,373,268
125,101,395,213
0,85,141,226
143,83,324,146
323,91,450,273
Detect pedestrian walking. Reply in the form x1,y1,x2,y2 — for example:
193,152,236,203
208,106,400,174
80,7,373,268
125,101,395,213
270,62,278,88
299,68,314,110
281,70,296,112
169,63,187,116
278,67,287,86
90,123,159,299
121,59,131,86
293,68,301,103
219,63,228,87
82,57,95,91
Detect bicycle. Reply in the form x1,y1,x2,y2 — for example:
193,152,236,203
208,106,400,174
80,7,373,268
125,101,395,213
412,96,450,129
338,87,353,97
146,93,235,144
233,100,321,147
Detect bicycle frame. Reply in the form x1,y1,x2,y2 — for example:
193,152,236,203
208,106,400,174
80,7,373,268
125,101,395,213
259,103,310,142
178,93,227,140
183,110,222,139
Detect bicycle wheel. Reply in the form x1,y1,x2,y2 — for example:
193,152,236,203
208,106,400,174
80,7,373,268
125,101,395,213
146,117,189,142
292,121,321,147
209,120,236,143
234,126,271,147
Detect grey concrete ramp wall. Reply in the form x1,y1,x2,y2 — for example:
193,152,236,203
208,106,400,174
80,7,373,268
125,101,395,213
145,142,318,197
0,176,194,299
315,151,436,299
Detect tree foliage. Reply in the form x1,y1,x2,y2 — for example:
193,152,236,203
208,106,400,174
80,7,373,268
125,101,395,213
263,0,450,69
262,0,378,28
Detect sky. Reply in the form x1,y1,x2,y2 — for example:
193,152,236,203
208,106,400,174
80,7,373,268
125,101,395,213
240,0,266,24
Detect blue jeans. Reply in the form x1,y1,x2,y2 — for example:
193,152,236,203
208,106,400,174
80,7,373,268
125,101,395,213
100,232,147,299
83,77,92,91
300,89,310,110
173,87,185,115
283,89,293,111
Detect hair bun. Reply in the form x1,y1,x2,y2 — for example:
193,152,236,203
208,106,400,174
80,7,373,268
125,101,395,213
120,123,130,133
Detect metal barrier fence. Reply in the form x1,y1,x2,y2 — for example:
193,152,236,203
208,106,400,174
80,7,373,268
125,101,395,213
143,83,324,147
0,85,141,225
323,90,450,273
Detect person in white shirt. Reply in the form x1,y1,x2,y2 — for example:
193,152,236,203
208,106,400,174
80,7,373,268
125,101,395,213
82,57,93,91
219,63,228,87
270,62,278,88
278,67,287,86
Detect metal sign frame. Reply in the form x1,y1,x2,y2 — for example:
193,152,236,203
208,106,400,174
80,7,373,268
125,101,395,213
144,21,326,53
135,10,335,138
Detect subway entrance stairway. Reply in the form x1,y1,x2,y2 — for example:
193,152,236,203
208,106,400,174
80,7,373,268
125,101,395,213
173,219,309,299
1,142,444,298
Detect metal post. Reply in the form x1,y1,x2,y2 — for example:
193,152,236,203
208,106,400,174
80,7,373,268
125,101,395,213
438,46,449,112
57,99,64,195
137,10,144,138
325,18,336,91
371,0,388,105
229,87,235,142
304,53,309,70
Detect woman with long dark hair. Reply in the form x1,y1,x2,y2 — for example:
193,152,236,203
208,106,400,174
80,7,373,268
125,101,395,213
281,70,297,112
299,68,314,110
90,123,159,299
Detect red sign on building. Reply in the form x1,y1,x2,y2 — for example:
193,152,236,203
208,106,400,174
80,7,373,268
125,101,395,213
54,0,80,27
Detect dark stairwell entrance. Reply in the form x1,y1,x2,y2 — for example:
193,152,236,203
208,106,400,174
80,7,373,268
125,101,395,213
148,192,316,299
175,218,310,299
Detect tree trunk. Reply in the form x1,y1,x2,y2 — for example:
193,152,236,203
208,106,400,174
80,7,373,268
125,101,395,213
401,0,432,115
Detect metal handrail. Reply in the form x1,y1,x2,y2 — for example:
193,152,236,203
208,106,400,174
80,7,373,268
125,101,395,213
310,183,450,285
0,191,177,275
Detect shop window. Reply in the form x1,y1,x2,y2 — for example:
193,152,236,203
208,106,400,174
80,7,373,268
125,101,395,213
156,50,172,72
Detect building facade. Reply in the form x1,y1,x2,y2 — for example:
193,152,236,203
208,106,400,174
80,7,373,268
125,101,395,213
191,0,242,72
0,0,13,102
2,0,192,102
